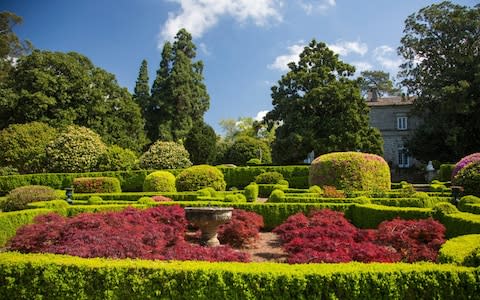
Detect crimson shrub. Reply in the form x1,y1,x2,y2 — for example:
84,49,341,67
218,209,264,248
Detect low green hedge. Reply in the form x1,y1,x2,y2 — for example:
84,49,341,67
0,253,478,299
437,212,480,238
439,234,480,267
460,204,480,215
0,208,54,246
73,192,199,202
370,197,450,208
73,177,122,193
219,166,309,189
350,204,432,229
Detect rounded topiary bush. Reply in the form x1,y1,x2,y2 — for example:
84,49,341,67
452,153,480,180
255,171,284,184
87,196,103,204
454,161,480,197
46,125,107,173
139,141,192,170
175,165,226,192
143,171,176,192
224,136,272,165
1,185,57,212
137,197,155,204
309,152,391,191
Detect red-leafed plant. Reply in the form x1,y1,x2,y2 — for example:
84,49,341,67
218,209,264,248
7,206,249,262
151,195,173,202
273,209,445,264
376,218,446,262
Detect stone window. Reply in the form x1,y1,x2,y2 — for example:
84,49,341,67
398,148,410,168
397,116,408,130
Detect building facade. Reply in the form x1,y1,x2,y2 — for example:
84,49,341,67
367,95,421,169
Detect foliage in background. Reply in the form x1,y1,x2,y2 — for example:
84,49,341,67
176,165,226,192
224,136,272,165
399,2,480,162
184,121,217,165
97,145,139,171
0,185,57,212
148,29,210,142
0,122,57,174
358,70,401,98
139,141,191,170
46,125,107,173
454,162,480,197
73,177,121,193
265,40,383,164
132,59,150,124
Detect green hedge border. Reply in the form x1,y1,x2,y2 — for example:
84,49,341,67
0,252,478,299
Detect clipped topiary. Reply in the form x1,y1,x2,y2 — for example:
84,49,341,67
224,136,272,165
246,158,261,166
309,152,391,192
255,171,284,184
268,189,285,202
139,141,192,170
244,183,259,202
308,185,323,194
87,196,103,204
143,171,176,192
46,125,107,173
176,165,226,192
73,177,121,193
432,202,459,218
458,195,480,211
224,194,247,203
197,187,218,197
137,197,155,204
453,161,480,197
1,185,57,212
452,153,480,180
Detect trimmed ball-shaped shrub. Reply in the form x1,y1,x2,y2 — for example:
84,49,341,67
0,122,57,174
143,171,176,192
255,171,284,184
137,197,155,204
139,141,192,170
46,125,107,173
176,165,227,192
458,195,480,211
197,187,218,197
87,196,103,204
432,202,459,217
452,153,480,180
1,185,57,212
244,183,259,202
268,189,285,202
224,194,247,203
309,152,391,191
454,161,480,197
308,185,323,194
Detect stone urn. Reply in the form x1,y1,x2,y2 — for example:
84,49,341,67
185,207,233,247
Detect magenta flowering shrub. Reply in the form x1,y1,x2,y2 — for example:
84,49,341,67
7,206,249,262
273,209,445,264
452,153,480,180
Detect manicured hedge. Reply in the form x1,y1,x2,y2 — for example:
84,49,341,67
349,204,432,229
460,204,480,215
73,177,122,193
0,208,54,246
437,212,480,238
439,234,480,266
73,192,199,202
0,253,478,299
65,204,147,216
219,166,309,189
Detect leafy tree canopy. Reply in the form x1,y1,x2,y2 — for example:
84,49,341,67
0,50,148,152
358,70,401,98
398,1,480,162
149,29,210,142
184,120,217,165
265,39,383,164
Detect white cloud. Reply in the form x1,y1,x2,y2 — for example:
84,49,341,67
159,0,282,45
254,110,269,121
351,61,373,73
198,42,210,55
299,0,336,14
328,40,368,56
373,45,402,70
268,42,305,71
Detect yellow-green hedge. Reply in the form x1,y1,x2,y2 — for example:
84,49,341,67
349,204,432,228
0,208,54,246
0,252,478,299
439,234,480,266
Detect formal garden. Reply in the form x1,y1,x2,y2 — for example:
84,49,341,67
0,151,480,299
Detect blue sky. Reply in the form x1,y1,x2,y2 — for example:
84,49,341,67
2,0,476,135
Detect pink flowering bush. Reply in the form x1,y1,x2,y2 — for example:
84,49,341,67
452,153,480,179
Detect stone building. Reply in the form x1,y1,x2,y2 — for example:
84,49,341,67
366,93,421,170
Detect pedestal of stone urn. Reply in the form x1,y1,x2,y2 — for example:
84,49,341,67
185,207,233,247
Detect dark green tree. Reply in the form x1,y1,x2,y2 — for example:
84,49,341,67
358,70,401,98
133,59,150,117
0,11,32,82
224,136,272,166
150,29,210,142
1,50,148,152
398,2,480,162
184,121,217,164
265,40,383,164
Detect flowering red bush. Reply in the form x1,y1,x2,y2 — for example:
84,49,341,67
7,206,249,262
218,209,264,248
273,209,445,264
151,195,173,202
